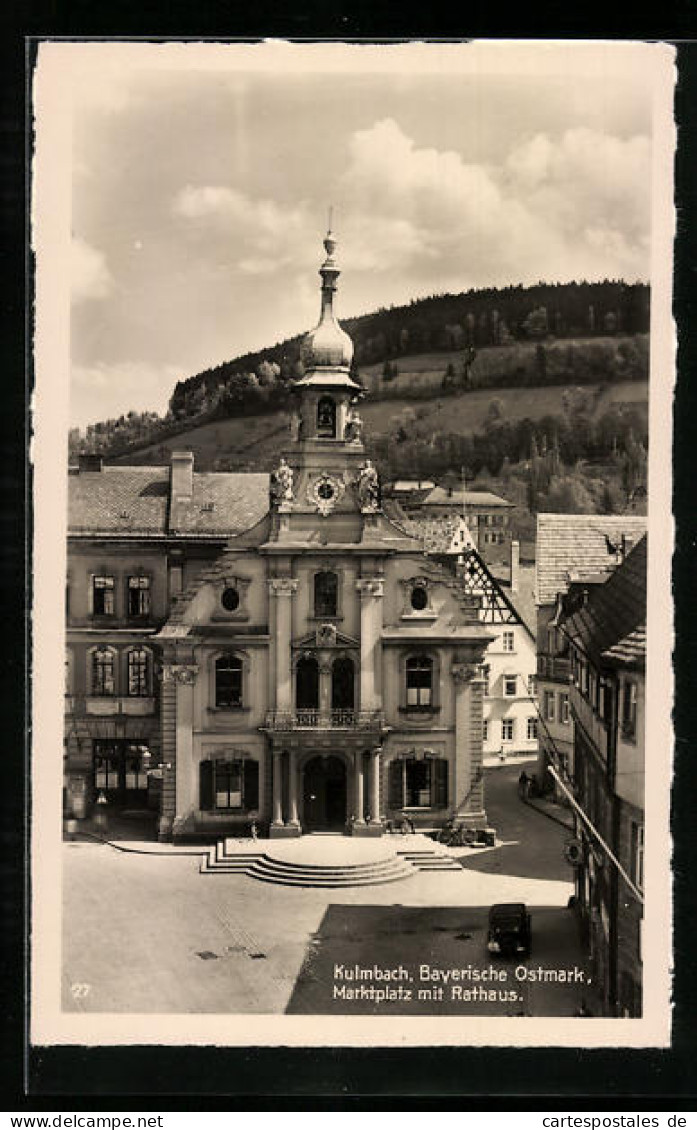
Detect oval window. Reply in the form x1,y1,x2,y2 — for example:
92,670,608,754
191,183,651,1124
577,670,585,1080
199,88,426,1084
410,585,428,611
221,587,240,612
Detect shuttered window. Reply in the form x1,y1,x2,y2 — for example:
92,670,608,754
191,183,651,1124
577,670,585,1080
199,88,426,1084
199,758,259,811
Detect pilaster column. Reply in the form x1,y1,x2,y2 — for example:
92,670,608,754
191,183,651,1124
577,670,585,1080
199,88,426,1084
271,748,283,827
161,661,199,837
354,748,365,825
287,749,299,826
451,661,487,826
369,746,381,825
319,659,332,722
356,576,384,712
268,578,298,712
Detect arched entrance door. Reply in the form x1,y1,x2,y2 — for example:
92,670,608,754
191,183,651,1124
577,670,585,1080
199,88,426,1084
303,755,347,830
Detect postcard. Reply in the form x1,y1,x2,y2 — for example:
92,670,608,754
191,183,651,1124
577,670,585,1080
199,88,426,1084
30,38,675,1052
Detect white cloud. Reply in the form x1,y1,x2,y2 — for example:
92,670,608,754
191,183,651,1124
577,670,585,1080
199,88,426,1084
172,185,313,267
71,237,113,303
337,118,651,289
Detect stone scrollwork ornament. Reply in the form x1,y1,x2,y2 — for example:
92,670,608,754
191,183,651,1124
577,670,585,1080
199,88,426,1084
307,472,345,516
161,663,199,685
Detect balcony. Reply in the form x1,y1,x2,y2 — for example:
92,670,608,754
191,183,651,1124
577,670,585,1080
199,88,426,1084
264,709,385,732
537,655,571,682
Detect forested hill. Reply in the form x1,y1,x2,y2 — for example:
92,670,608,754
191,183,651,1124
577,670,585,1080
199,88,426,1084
168,279,649,420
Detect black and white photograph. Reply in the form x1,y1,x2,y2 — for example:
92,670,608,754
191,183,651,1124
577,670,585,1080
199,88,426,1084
30,39,674,1048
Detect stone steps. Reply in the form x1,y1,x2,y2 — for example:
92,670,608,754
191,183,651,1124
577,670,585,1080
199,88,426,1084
200,837,463,884
395,850,463,872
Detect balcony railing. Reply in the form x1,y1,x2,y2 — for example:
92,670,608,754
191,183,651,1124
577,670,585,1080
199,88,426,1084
264,709,385,732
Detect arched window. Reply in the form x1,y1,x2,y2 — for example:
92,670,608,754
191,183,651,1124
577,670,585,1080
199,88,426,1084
127,648,150,697
296,656,319,710
92,647,116,696
404,655,431,705
406,655,433,707
331,657,355,711
317,397,336,438
314,570,338,617
215,655,243,709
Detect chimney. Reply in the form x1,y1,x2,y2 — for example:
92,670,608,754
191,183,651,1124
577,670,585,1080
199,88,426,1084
171,450,194,500
510,539,520,593
78,453,103,473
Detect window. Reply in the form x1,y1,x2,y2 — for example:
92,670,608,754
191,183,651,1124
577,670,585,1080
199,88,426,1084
388,756,448,810
482,720,489,742
501,718,515,742
127,575,151,617
92,575,115,616
314,570,338,617
630,822,644,891
527,717,538,741
92,647,116,696
200,757,259,812
502,630,514,653
559,693,570,724
221,586,240,612
127,648,150,697
93,741,151,800
504,675,517,697
543,690,556,722
547,625,558,655
406,655,433,707
410,584,428,611
622,680,638,740
482,664,490,696
317,396,336,438
527,675,537,696
215,655,243,708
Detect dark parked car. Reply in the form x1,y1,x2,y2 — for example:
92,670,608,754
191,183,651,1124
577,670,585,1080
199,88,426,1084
487,903,531,957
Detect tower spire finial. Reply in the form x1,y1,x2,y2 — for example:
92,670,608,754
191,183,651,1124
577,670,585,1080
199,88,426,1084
328,203,333,233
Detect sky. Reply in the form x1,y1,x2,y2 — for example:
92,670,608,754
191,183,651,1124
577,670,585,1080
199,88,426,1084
42,41,662,428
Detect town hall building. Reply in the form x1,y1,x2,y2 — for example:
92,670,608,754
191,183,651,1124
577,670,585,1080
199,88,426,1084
65,230,526,842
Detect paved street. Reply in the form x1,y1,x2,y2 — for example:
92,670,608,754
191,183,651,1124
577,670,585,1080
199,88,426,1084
62,759,595,1016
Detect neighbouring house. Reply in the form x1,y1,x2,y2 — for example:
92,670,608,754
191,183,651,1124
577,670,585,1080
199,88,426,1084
534,514,647,797
398,484,515,567
558,533,647,1018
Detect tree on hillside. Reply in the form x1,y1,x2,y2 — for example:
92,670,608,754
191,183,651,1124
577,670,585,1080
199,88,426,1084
541,474,595,514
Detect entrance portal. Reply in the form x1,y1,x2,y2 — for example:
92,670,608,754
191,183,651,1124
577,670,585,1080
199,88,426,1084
303,755,347,831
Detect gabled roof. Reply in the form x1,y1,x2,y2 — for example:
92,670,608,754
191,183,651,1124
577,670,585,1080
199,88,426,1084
68,465,270,537
421,487,514,509
560,535,647,669
169,472,269,535
535,513,647,606
68,467,170,535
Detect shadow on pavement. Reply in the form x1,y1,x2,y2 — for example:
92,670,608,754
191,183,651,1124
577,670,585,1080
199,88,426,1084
286,903,596,1017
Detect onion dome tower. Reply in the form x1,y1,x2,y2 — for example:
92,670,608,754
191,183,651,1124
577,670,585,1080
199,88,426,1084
293,227,363,445
267,227,385,539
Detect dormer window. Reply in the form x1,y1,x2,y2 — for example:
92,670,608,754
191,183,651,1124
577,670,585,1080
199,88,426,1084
317,397,336,438
410,585,428,611
221,586,240,612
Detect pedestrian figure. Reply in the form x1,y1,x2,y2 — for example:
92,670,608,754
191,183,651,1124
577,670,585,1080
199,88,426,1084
518,770,529,799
